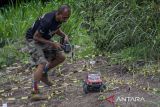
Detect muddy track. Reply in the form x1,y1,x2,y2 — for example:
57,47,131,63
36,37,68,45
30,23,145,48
0,57,159,107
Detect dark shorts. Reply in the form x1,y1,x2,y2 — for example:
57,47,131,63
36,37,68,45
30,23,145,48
26,39,63,66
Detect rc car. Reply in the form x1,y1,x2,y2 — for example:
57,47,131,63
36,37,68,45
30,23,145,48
83,73,106,94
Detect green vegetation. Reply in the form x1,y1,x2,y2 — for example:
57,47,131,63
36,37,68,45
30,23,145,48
0,0,92,68
0,0,160,68
81,0,160,62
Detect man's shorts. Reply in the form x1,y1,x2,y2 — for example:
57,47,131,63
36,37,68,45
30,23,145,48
26,39,63,66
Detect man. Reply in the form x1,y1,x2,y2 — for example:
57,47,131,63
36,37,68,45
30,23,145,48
25,5,71,99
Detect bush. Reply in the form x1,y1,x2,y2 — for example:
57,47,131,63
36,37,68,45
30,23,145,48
81,0,160,60
0,0,93,67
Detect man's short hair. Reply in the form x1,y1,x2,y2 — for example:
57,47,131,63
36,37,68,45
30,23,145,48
57,5,71,15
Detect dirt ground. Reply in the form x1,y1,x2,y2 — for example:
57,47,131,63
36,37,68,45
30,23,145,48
0,56,159,107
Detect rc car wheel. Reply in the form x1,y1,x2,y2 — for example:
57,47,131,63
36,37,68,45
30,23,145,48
83,82,89,94
100,84,106,92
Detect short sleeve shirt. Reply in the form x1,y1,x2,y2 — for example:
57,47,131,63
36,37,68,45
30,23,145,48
26,10,62,40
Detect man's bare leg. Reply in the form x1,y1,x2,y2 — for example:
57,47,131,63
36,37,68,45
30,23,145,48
32,63,45,93
31,63,49,101
48,52,66,69
41,52,65,85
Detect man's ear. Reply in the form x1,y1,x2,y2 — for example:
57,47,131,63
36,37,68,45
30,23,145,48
33,31,40,40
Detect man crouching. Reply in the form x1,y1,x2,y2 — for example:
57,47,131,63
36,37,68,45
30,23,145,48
25,5,71,100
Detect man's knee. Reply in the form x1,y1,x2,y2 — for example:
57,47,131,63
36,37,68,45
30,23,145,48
56,52,66,62
35,63,46,73
58,54,66,62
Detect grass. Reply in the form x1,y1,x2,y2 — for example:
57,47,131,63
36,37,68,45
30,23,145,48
81,0,160,63
0,0,94,68
0,0,160,68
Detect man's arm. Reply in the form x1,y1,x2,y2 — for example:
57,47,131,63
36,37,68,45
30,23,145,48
55,28,66,38
33,31,60,48
34,31,52,45
56,28,69,43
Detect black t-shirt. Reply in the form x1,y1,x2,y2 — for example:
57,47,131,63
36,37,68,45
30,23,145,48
26,10,62,40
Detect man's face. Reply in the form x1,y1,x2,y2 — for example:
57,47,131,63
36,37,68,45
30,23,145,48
59,9,70,22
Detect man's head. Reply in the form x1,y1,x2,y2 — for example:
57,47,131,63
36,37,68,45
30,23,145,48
56,5,71,22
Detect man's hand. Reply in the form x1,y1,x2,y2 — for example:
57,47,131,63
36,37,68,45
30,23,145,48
50,42,61,49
